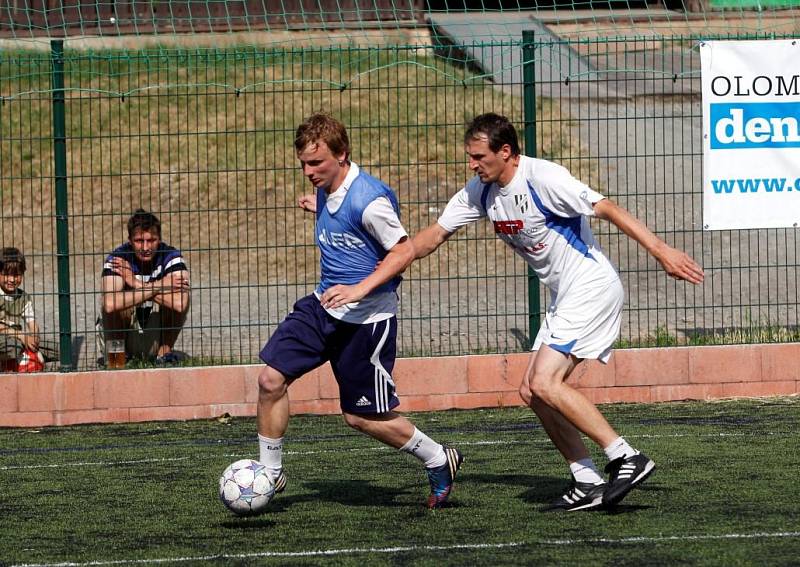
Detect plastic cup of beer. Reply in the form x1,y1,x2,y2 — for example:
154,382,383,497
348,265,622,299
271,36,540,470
107,339,126,370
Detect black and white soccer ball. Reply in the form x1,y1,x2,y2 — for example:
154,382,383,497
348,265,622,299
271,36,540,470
219,459,275,516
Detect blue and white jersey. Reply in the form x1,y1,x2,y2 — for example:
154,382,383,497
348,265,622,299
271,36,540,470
102,242,188,320
102,242,187,285
314,163,407,324
438,155,619,298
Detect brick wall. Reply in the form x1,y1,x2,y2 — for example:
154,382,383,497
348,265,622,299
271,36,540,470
1,343,799,427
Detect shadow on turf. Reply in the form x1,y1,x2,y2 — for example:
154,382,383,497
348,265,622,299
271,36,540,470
472,472,661,513
221,517,278,529
240,479,473,511
260,479,415,509
600,503,653,514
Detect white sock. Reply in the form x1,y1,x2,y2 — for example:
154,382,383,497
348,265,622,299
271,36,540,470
399,427,447,468
569,458,605,485
603,436,639,462
258,434,283,477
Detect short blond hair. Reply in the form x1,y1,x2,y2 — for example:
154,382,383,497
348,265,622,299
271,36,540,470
294,113,350,159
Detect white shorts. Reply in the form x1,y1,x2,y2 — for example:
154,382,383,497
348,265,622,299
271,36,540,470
532,278,624,364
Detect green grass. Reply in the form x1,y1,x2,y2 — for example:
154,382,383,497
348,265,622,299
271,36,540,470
1,398,800,565
615,324,800,349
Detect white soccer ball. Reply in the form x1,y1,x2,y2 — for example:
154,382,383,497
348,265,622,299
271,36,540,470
218,459,275,516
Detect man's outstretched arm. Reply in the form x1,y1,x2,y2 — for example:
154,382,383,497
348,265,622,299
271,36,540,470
411,222,454,260
593,198,704,285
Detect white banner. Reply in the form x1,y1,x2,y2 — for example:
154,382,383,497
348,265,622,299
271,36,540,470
701,39,800,230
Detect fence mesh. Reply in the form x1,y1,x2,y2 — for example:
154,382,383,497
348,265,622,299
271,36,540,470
1,30,799,370
1,1,799,50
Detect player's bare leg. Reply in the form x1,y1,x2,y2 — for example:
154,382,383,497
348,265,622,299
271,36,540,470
525,345,655,508
532,400,594,461
256,364,291,492
342,410,415,447
520,347,612,510
343,411,463,509
257,365,291,438
528,344,618,448
519,351,593,463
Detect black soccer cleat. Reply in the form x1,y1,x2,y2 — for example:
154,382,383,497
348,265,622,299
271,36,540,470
426,446,463,509
602,453,655,506
541,481,606,512
272,469,287,494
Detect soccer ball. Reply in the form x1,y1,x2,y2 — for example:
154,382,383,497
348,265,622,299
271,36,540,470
218,459,275,516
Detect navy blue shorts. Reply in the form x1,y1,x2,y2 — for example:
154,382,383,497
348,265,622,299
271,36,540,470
259,294,400,414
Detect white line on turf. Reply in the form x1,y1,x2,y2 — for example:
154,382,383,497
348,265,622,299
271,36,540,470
0,457,190,471
11,532,800,567
544,531,800,544
0,432,786,471
0,442,513,472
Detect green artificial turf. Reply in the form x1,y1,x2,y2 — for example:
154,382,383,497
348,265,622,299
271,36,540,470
1,398,799,566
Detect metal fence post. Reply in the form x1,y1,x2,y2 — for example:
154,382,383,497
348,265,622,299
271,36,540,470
51,40,73,370
522,30,541,346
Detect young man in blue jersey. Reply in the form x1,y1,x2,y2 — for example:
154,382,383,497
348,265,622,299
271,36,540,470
99,209,190,366
413,113,704,511
256,113,462,510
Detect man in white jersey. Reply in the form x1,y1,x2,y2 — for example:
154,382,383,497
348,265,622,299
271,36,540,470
256,113,462,510
413,113,704,511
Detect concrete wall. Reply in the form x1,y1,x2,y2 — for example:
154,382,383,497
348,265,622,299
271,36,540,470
2,343,799,427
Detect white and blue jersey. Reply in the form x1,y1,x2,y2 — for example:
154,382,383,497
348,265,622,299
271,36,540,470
438,155,623,361
260,163,407,413
313,163,407,324
102,242,187,285
102,242,188,325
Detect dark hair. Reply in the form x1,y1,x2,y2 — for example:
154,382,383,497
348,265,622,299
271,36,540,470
294,112,350,159
0,247,26,275
127,209,161,238
464,113,521,156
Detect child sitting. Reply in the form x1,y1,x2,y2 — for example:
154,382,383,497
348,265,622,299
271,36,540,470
0,247,57,372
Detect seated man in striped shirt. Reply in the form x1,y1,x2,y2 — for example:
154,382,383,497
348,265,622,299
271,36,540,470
98,209,190,367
